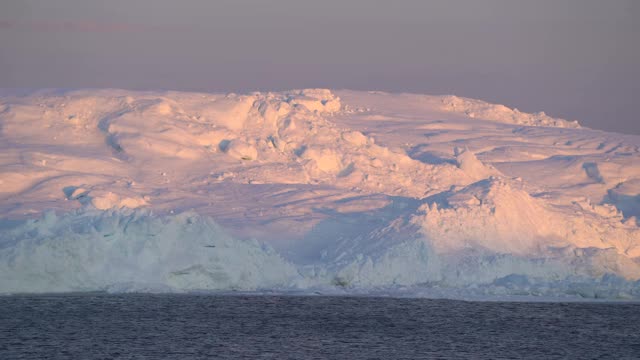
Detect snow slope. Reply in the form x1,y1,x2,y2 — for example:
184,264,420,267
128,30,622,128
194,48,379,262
1,88,639,299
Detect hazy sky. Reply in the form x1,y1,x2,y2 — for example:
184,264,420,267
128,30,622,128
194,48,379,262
1,0,638,133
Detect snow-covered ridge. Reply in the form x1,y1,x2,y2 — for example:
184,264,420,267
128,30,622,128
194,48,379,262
438,95,580,128
1,88,639,299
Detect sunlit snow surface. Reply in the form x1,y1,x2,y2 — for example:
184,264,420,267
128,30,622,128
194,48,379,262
1,89,639,299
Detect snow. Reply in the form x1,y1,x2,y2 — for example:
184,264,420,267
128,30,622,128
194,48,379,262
1,88,639,299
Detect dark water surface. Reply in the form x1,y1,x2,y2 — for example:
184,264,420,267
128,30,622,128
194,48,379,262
1,294,639,359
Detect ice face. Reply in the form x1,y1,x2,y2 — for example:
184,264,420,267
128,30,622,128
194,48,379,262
0,210,299,293
1,208,639,300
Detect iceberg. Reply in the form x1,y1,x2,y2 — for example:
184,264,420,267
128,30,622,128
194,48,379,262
1,88,639,299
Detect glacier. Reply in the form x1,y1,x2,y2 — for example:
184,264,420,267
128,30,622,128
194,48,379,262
1,88,639,300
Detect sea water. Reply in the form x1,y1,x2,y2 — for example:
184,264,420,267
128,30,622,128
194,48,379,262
1,294,638,359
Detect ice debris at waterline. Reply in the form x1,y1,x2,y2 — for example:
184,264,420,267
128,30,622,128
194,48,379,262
1,89,640,299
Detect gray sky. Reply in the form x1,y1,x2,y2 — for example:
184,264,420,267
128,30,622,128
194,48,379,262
1,0,638,134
